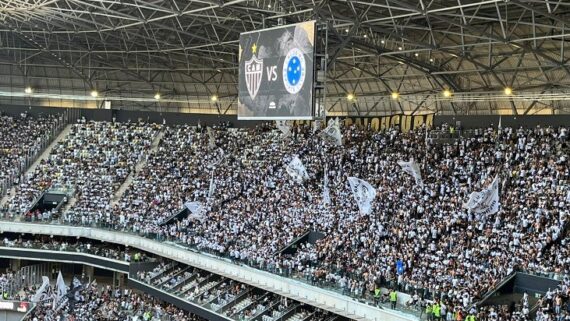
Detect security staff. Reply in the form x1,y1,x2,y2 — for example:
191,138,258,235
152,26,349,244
466,314,476,321
389,289,397,309
373,287,381,305
432,301,441,321
425,302,433,321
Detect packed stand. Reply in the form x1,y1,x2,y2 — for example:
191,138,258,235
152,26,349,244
1,120,568,320
3,120,159,219
0,112,62,194
112,123,568,319
111,123,314,258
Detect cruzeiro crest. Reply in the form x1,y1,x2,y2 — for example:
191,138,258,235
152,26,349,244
282,48,306,94
245,54,263,100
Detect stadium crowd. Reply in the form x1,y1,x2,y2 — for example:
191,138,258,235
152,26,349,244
0,118,568,320
21,281,203,321
4,120,159,219
0,112,61,194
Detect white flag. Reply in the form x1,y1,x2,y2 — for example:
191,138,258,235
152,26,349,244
184,201,206,219
286,156,309,184
276,121,292,138
207,127,216,150
464,175,500,215
312,120,322,133
322,171,331,207
397,159,424,187
72,276,82,290
319,118,342,146
53,271,67,308
208,173,216,200
31,276,50,303
347,177,377,215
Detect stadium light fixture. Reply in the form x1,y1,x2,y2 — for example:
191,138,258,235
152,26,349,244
211,95,218,102
391,92,400,100
442,89,452,98
154,93,161,100
504,87,513,95
24,87,33,94
90,90,98,98
346,93,355,101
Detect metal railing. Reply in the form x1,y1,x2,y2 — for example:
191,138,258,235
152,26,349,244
0,217,424,319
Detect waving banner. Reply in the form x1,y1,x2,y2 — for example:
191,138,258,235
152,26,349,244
286,156,309,184
464,175,500,215
322,171,331,207
397,159,424,187
312,119,322,133
207,127,216,150
276,120,292,138
208,173,216,200
53,271,67,309
31,276,50,303
319,118,342,146
347,177,376,215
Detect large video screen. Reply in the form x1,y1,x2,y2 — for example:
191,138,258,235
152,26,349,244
238,21,316,120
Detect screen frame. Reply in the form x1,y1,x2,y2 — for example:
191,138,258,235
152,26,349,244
237,20,317,120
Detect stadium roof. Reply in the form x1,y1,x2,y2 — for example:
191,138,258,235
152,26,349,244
0,0,569,115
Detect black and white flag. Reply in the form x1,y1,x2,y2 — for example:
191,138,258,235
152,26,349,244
207,127,216,150
347,177,376,215
31,276,50,303
319,118,342,146
276,120,292,138
464,175,500,215
208,173,216,200
397,159,424,187
322,170,331,207
286,156,309,184
53,271,67,309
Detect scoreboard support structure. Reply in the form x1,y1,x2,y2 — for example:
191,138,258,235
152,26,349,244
314,21,329,121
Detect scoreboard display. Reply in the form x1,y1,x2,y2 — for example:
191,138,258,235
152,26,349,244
238,21,316,120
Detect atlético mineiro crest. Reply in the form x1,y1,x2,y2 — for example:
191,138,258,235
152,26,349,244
245,54,263,100
283,48,306,94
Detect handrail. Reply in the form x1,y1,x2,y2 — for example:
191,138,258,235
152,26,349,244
273,229,311,256
0,246,129,273
477,272,517,305
0,221,416,321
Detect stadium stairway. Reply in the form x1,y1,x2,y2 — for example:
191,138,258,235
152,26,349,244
0,124,73,207
111,128,165,206
477,272,518,304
